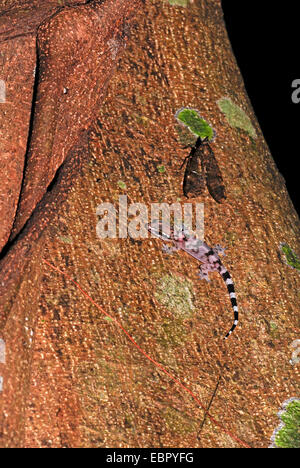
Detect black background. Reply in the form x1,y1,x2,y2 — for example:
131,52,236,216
222,1,299,214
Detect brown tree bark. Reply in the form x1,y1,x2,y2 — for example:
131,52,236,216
0,0,299,448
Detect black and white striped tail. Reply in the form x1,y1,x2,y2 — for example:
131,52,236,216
219,267,238,339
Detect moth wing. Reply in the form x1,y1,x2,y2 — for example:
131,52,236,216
202,144,226,203
182,146,206,198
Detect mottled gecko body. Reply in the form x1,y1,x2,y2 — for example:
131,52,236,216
147,221,238,339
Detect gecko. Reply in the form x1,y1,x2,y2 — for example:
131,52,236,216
147,220,238,339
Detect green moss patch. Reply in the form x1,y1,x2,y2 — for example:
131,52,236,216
117,180,127,190
175,108,214,140
157,165,166,173
280,243,300,271
270,398,300,448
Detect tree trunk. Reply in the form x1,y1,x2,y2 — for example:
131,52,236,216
0,0,299,448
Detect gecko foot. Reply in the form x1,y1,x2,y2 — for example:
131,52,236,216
213,244,226,256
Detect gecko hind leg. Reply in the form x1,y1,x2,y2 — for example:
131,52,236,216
198,264,211,282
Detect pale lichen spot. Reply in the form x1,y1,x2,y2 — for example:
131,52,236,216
290,339,300,365
0,79,6,103
167,0,189,7
107,38,120,61
59,235,73,244
217,97,257,138
155,273,195,318
0,338,5,363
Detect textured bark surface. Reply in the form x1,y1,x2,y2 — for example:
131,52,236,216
0,1,89,253
0,0,142,321
0,0,299,448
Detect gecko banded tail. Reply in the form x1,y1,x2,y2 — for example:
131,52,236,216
219,266,238,339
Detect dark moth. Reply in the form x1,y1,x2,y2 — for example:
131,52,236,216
181,137,226,203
